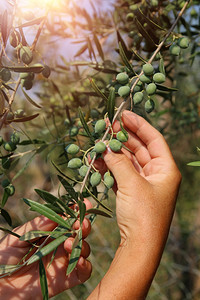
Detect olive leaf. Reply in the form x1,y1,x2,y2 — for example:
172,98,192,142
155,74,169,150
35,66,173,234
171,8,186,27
107,87,116,124
27,234,72,266
23,198,75,229
39,259,49,300
1,209,12,226
119,42,135,74
93,33,104,60
187,161,200,167
66,229,82,275
78,107,94,141
90,79,108,102
86,208,113,218
21,87,42,109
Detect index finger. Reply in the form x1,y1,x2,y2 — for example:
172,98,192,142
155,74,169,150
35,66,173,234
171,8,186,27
122,110,173,159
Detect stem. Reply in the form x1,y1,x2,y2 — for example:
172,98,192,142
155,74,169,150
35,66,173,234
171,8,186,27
79,0,190,195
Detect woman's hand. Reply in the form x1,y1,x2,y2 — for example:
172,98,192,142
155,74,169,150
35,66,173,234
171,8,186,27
0,199,92,300
88,110,181,299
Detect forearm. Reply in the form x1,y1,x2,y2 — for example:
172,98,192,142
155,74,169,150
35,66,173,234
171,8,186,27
88,236,166,300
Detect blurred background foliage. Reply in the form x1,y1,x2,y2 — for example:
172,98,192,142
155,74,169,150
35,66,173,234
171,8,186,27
0,0,200,298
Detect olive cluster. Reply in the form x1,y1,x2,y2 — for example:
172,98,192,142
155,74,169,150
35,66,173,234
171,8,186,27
115,62,166,113
170,37,190,56
65,117,128,189
0,132,20,153
1,179,15,197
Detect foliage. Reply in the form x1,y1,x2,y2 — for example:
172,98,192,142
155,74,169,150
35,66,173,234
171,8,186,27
0,0,200,298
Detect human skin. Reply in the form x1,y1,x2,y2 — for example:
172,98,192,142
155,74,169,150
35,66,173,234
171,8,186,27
88,110,182,300
0,199,92,300
0,110,181,300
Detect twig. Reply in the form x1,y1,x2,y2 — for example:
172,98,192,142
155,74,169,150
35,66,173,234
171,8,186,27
79,0,190,195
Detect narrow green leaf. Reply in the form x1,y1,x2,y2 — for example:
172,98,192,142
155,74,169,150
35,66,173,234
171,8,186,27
17,16,45,28
1,190,9,208
78,107,94,141
120,120,129,140
132,49,147,63
159,58,166,75
138,8,165,31
52,161,80,184
0,227,21,238
0,265,21,276
107,87,116,124
135,18,157,48
3,65,44,73
74,43,88,57
77,200,86,225
156,84,178,92
57,175,79,202
44,204,63,214
1,209,12,226
93,33,104,60
23,198,75,229
90,79,108,103
20,229,68,241
47,247,58,268
119,42,135,74
12,153,36,181
21,87,42,109
85,186,112,213
86,208,113,218
8,114,39,123
39,259,49,300
67,230,82,275
117,30,132,60
27,234,71,265
187,161,200,167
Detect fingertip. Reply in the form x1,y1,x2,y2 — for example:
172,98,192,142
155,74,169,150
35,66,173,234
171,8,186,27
77,257,92,283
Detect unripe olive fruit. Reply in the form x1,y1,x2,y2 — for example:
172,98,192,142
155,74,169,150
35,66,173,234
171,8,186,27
130,4,138,11
104,175,114,189
116,131,128,143
133,85,142,93
4,142,16,152
42,65,51,78
142,63,154,76
0,69,11,82
139,74,151,84
5,184,15,196
20,72,35,80
65,144,80,155
153,73,166,84
94,142,106,154
151,0,158,6
90,109,99,119
90,172,101,187
67,158,82,169
116,72,129,85
190,8,198,18
118,86,130,98
21,79,33,90
145,99,155,113
169,44,181,56
6,112,14,121
2,157,11,169
14,109,25,118
95,119,106,134
146,83,157,95
9,31,21,48
109,139,122,152
126,13,134,22
178,37,189,49
79,165,89,177
10,132,20,144
20,46,33,65
133,92,144,104
70,126,79,137
1,179,10,188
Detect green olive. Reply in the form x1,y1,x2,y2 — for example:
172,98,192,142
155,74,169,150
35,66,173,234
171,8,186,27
65,144,80,155
94,142,107,154
109,139,122,152
116,72,129,85
118,86,130,98
90,172,101,187
67,158,82,169
95,120,106,135
142,63,154,76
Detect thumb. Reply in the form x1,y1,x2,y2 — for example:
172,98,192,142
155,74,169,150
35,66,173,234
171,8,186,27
103,149,140,189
